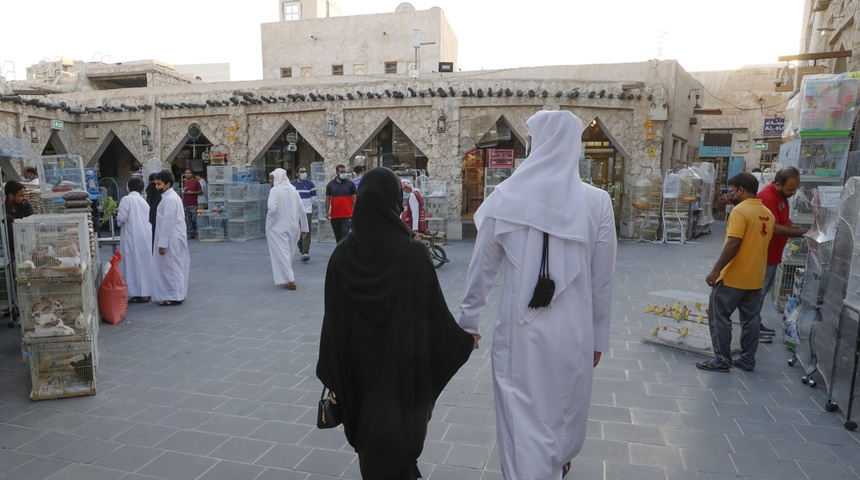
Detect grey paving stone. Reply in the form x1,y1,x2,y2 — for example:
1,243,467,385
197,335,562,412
45,463,126,480
131,388,189,407
605,461,668,480
90,400,150,420
678,413,740,434
679,449,738,476
255,466,312,480
212,398,265,416
3,456,71,480
15,431,81,456
588,404,633,424
442,406,497,428
630,408,682,428
736,418,804,440
442,424,497,447
154,429,230,456
0,449,36,474
249,420,313,443
295,449,356,477
125,405,179,424
577,438,630,462
197,460,267,480
73,416,135,440
425,464,483,480
567,457,604,479
731,453,808,480
630,442,683,469
32,412,97,434
156,409,214,429
210,437,275,463
52,437,121,464
675,399,718,415
137,451,219,480
9,408,63,427
419,440,453,464
769,437,839,463
0,424,45,449
445,444,491,469
725,434,777,457
93,444,164,472
829,444,860,467
662,429,732,453
603,422,665,446
256,443,314,469
112,423,179,447
196,414,265,437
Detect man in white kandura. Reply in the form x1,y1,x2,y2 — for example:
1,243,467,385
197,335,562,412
151,170,190,306
458,110,616,480
116,177,152,303
266,168,309,290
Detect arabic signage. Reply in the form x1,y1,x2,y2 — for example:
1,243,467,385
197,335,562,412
763,118,785,136
487,149,515,168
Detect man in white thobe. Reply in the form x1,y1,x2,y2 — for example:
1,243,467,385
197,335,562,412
150,171,190,306
458,110,616,480
116,177,152,302
266,168,308,290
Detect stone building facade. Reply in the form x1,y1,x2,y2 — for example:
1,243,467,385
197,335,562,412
0,60,702,239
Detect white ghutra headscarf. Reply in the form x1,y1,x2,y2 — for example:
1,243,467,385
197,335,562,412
475,110,587,243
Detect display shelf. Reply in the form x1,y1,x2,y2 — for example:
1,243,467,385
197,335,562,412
640,290,741,357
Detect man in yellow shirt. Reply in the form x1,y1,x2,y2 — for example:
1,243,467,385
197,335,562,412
698,173,775,373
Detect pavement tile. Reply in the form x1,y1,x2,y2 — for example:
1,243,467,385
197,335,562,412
210,437,275,463
295,449,356,477
605,461,668,480
197,460,267,480
679,449,738,476
154,429,230,456
0,424,45,449
3,456,71,480
137,451,219,480
45,463,126,480
0,449,36,474
15,431,81,456
630,442,683,469
112,423,179,447
52,437,121,464
731,453,808,480
256,443,314,469
92,444,164,472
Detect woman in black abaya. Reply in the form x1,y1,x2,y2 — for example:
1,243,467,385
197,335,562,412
317,167,474,479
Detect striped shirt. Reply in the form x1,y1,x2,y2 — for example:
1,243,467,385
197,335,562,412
290,179,317,213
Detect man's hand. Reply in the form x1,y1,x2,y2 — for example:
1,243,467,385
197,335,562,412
159,247,166,256
301,232,308,238
593,351,602,367
472,334,482,350
706,270,720,287
325,212,331,220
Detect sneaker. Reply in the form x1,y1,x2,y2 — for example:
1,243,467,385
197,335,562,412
759,333,773,343
301,254,309,262
760,325,776,336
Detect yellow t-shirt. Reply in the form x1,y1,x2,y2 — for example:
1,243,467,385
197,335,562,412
718,198,775,290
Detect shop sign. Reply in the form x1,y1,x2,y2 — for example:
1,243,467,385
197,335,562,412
699,145,732,157
487,149,515,168
51,119,64,130
762,118,785,135
754,143,768,150
648,148,656,157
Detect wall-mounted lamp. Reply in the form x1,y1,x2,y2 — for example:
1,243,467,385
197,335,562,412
437,110,447,133
688,88,702,109
643,116,656,140
227,120,240,143
818,15,844,35
326,115,337,137
140,125,151,146
23,121,38,144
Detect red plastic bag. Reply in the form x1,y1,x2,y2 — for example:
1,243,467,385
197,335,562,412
99,251,128,325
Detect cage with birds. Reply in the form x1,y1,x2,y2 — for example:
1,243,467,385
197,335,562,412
641,290,742,356
13,214,91,282
18,279,95,340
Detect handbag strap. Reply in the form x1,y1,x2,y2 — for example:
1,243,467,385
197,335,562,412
540,232,549,279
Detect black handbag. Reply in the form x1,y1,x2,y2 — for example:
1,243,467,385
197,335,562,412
528,232,555,309
317,387,342,429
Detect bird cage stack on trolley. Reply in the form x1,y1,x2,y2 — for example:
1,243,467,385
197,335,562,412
641,290,742,356
788,186,842,390
311,161,335,243
14,213,98,400
422,180,448,241
691,162,715,238
225,181,267,241
661,171,689,244
36,155,88,214
812,178,860,430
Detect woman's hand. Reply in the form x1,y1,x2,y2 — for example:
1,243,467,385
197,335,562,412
472,334,482,350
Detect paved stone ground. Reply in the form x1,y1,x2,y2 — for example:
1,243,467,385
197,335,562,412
0,222,859,480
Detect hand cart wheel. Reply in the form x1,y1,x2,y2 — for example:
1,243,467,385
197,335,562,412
845,420,858,431
788,355,797,367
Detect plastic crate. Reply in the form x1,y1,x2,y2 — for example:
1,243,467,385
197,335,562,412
13,214,91,282
207,165,233,184
799,74,860,134
641,290,742,357
27,338,96,400
779,137,850,180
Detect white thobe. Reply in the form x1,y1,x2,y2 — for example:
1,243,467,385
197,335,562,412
266,185,308,285
458,186,616,480
150,188,190,302
116,191,152,297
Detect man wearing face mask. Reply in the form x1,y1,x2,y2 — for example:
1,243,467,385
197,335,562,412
325,164,356,243
756,167,806,342
698,173,774,373
291,165,317,261
400,179,427,235
150,170,190,307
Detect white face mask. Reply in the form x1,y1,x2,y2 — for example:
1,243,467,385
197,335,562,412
403,191,409,199
338,173,347,180
299,172,307,180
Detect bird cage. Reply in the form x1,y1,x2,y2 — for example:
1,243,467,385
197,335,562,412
641,290,742,356
36,155,86,195
631,168,653,211
678,166,702,202
13,214,91,282
18,279,96,341
28,338,96,400
692,162,716,227
663,172,681,199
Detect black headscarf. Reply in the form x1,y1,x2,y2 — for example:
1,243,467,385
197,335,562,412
317,168,473,480
145,173,160,239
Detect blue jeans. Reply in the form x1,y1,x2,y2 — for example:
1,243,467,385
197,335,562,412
331,218,351,243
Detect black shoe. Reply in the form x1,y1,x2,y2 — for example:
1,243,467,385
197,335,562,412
760,325,776,336
759,333,773,343
732,359,754,372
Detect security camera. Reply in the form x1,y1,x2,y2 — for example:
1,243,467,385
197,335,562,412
773,77,783,87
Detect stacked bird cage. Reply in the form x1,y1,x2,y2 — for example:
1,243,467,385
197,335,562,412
197,211,227,242
422,180,448,240
14,214,97,400
207,165,233,185
224,181,267,241
641,290,742,356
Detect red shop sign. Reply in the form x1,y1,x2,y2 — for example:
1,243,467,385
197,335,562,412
487,149,515,168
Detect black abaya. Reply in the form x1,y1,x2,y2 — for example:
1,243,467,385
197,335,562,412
317,168,474,479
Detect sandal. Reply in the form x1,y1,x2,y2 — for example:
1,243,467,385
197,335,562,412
696,359,731,373
285,282,297,290
562,461,571,478
128,297,150,304
158,300,183,306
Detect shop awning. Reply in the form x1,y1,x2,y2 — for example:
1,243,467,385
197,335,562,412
0,137,29,158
